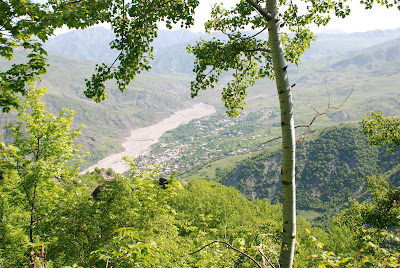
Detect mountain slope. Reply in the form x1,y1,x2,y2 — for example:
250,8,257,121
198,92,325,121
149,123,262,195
0,49,216,168
182,124,400,216
331,38,400,69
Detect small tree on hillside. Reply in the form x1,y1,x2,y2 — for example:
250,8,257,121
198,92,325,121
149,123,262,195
4,87,84,266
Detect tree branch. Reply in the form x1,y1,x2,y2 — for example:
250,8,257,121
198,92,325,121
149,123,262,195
222,26,269,41
0,15,16,32
188,240,263,268
246,26,269,39
110,51,123,69
258,248,276,268
258,85,354,146
245,0,279,22
107,0,176,69
296,85,354,142
243,48,271,53
289,0,301,33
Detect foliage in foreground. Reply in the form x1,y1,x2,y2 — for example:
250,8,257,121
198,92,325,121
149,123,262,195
0,91,286,267
1,91,399,267
303,175,400,268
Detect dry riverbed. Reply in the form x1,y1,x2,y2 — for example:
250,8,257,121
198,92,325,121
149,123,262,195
83,103,216,174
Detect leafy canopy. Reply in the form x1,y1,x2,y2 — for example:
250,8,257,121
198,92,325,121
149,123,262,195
0,0,199,111
362,110,400,153
187,0,352,117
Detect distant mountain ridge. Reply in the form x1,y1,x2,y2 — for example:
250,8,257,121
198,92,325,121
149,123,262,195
45,27,118,63
44,27,400,74
331,37,400,69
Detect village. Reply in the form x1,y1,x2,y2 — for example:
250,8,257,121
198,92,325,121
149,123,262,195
135,108,277,174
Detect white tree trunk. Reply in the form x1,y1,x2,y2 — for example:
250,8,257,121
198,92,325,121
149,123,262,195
266,0,297,266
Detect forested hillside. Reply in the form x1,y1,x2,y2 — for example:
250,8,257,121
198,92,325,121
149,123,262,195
0,157,366,267
189,124,400,215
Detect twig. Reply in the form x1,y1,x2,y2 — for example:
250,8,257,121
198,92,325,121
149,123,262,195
246,26,269,39
255,85,354,146
243,47,272,53
258,248,276,268
188,240,263,268
222,26,269,41
262,136,282,144
296,85,354,142
0,15,16,31
219,29,271,53
289,0,301,33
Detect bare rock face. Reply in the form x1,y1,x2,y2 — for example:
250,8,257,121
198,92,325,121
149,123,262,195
329,110,349,123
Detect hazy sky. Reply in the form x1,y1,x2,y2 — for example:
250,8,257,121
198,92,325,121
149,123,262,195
51,0,400,35
188,0,400,33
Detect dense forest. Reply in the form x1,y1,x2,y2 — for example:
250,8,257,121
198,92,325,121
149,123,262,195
1,0,400,267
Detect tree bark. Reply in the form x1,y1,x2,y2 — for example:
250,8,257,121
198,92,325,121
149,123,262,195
29,244,46,268
30,181,37,244
266,0,297,266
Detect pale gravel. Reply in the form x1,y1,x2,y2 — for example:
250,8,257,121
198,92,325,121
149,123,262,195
83,103,216,174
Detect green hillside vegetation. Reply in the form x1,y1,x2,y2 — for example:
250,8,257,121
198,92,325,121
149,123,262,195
2,1,400,267
1,90,396,266
1,93,397,266
0,89,313,266
191,123,399,222
1,41,399,268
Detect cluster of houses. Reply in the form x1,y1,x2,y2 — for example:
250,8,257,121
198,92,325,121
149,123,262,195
135,110,273,174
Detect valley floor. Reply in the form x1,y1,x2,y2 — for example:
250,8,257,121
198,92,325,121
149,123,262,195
83,103,216,173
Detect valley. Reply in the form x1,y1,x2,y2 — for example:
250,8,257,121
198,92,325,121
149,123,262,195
4,27,398,214
57,27,400,226
2,1,400,266
83,102,216,173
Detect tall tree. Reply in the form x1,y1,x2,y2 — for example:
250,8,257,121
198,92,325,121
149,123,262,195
187,1,398,267
187,1,341,266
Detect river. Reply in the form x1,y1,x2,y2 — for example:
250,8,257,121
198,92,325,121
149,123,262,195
83,103,216,174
